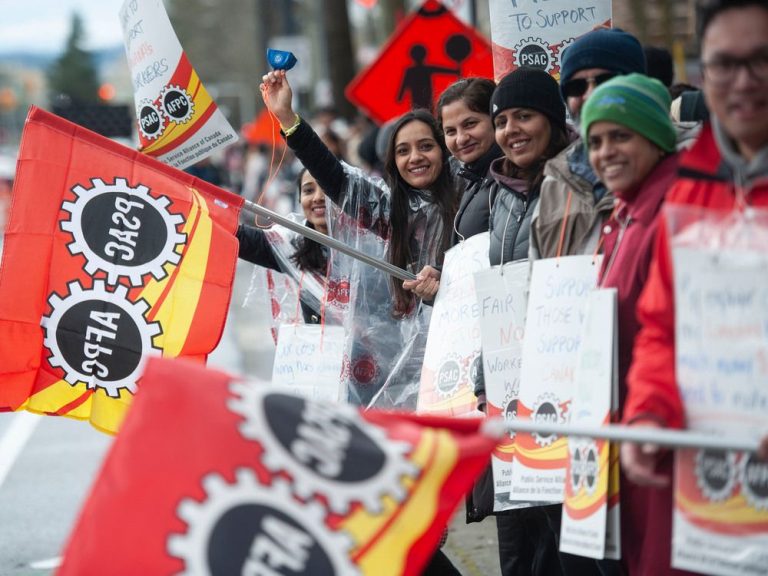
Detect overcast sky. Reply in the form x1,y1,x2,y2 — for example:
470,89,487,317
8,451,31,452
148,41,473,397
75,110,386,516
0,0,125,54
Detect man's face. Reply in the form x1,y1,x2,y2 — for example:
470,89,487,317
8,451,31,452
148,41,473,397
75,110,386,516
562,68,615,123
702,6,768,160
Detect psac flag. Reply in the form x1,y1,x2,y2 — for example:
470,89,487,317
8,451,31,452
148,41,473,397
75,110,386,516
58,357,499,576
0,107,242,433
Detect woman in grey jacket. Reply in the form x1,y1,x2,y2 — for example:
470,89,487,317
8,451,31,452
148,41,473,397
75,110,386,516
484,67,571,576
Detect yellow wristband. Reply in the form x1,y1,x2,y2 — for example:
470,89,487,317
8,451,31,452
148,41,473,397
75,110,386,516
281,114,301,137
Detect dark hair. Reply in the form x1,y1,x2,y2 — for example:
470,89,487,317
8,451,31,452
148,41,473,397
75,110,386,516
383,109,457,316
435,77,496,132
502,119,571,193
643,45,674,87
669,82,699,101
697,0,768,40
290,168,328,273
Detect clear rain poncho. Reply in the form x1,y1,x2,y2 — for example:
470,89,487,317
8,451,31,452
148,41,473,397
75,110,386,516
324,162,452,410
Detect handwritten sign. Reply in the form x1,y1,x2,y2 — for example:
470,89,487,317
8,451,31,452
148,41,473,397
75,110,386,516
119,0,238,169
271,324,345,403
418,232,489,417
560,289,619,559
474,261,531,511
488,0,612,80
511,255,600,502
671,239,768,576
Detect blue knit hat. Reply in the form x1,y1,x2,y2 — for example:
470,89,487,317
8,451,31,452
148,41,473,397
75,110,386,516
560,29,646,100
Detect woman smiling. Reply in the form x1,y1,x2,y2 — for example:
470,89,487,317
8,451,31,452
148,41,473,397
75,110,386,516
581,72,682,576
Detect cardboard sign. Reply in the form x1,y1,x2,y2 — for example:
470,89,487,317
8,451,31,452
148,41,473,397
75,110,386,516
560,289,620,560
511,255,601,502
417,232,490,417
671,244,768,576
488,0,612,80
119,0,238,168
474,261,532,511
346,0,494,124
271,324,345,403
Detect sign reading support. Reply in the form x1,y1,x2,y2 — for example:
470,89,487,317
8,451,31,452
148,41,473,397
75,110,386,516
346,0,494,124
512,255,601,502
488,0,612,81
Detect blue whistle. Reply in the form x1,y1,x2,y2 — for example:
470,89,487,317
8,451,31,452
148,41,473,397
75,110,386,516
267,48,298,71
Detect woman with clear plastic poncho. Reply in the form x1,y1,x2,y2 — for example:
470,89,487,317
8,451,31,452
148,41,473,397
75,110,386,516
236,168,334,325
262,70,463,576
261,70,459,411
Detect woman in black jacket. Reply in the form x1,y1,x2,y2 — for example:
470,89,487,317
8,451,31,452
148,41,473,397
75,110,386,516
236,168,328,324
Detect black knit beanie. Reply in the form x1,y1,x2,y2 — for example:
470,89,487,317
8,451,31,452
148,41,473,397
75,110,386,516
490,67,566,132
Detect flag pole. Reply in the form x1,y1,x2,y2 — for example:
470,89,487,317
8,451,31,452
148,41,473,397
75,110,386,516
242,200,417,282
485,419,762,453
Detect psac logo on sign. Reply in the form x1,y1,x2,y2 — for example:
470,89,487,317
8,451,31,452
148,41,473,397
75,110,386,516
346,0,494,124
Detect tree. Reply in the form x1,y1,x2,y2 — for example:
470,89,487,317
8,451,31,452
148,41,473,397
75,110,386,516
48,12,100,105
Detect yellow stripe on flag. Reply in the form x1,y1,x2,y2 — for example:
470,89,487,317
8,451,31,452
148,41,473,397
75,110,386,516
142,72,214,154
140,187,211,357
23,378,92,418
343,428,459,574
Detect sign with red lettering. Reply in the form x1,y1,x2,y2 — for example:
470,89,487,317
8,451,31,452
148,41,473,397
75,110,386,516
346,0,493,124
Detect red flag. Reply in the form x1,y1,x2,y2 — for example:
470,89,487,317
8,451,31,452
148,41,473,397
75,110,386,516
58,357,499,575
0,107,243,433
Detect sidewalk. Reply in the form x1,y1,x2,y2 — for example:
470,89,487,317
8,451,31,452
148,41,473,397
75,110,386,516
225,261,502,575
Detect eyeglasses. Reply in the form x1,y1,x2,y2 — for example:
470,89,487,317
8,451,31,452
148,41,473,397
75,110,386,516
701,50,768,84
561,72,618,99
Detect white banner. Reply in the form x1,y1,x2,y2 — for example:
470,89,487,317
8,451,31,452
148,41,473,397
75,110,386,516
271,324,345,403
119,0,238,169
511,255,601,502
488,0,612,80
418,232,490,417
560,288,619,560
671,222,768,576
474,261,531,511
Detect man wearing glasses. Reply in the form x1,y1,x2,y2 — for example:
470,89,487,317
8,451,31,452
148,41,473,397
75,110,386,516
530,29,646,260
622,0,768,573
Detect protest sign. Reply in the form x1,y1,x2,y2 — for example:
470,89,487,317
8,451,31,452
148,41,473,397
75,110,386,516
271,324,345,403
560,289,619,560
670,206,768,575
119,0,238,169
474,261,531,511
418,233,489,417
511,255,601,502
488,0,612,80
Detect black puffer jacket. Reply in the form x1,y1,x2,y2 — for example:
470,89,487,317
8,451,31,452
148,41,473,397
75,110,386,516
451,143,501,244
476,157,539,403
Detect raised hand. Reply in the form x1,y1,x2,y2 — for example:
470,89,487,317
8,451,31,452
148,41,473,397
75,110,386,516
261,70,296,128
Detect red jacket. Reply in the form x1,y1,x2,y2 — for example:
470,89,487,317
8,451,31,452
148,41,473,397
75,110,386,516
599,153,679,411
624,123,768,428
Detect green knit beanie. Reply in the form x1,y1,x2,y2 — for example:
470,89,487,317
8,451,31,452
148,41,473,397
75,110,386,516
581,73,676,153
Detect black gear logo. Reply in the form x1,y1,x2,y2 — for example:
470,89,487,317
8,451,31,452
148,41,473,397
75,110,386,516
740,452,768,511
227,384,420,514
160,84,194,124
136,99,165,140
60,178,186,286
168,473,359,575
41,279,162,397
513,38,555,73
435,354,463,398
695,449,737,503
